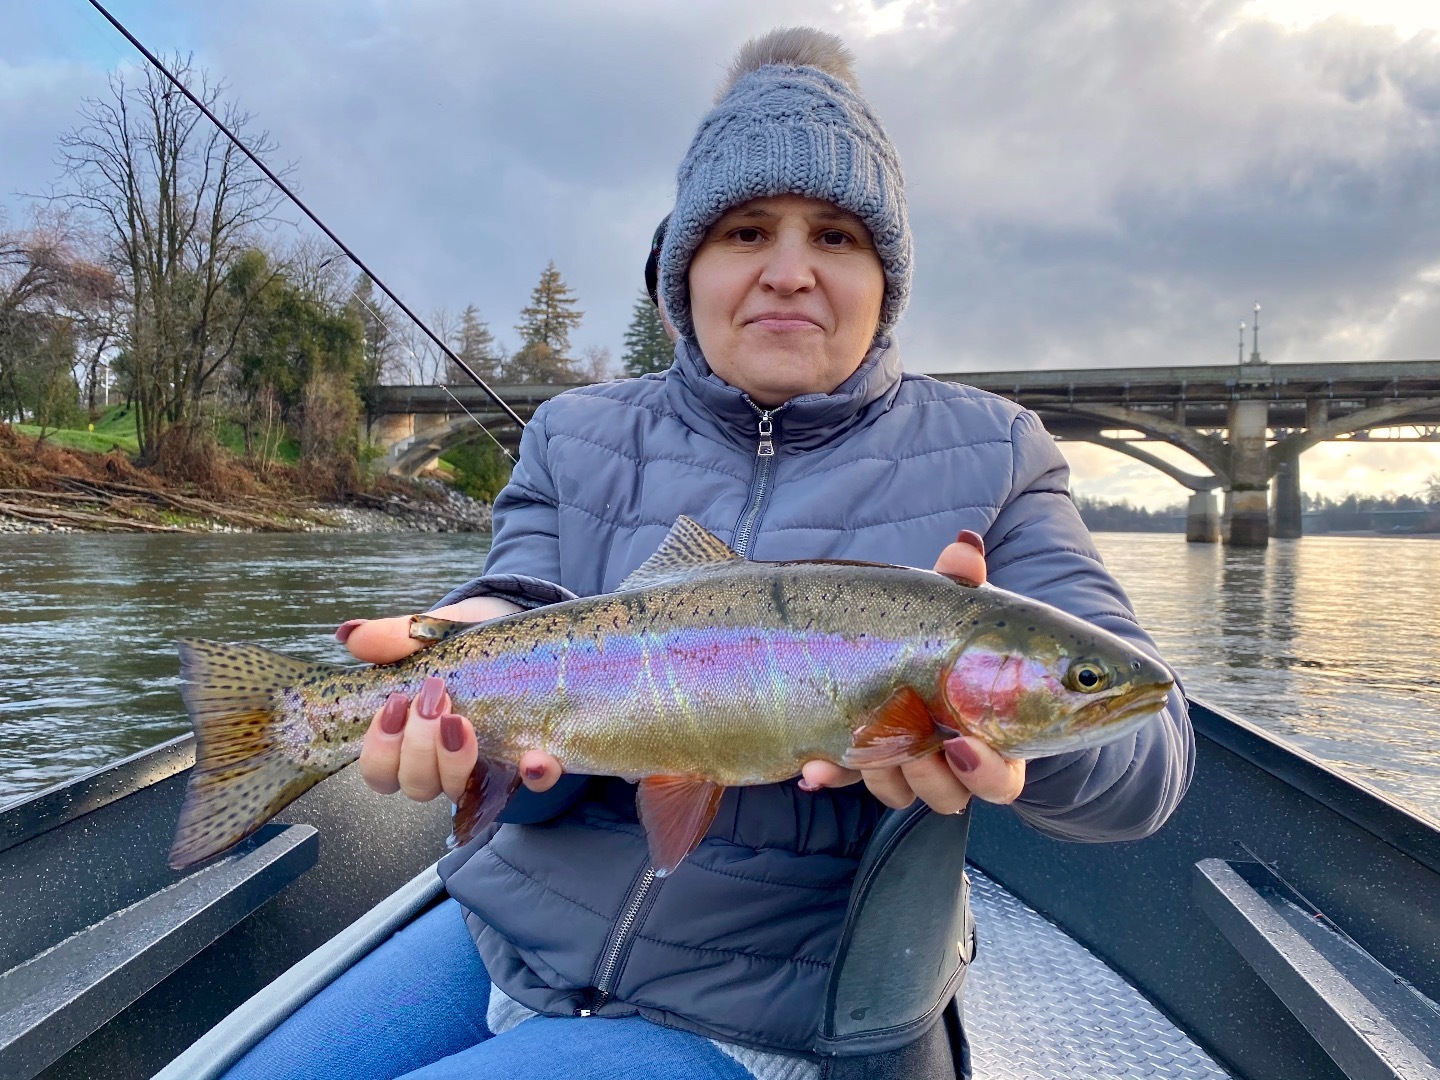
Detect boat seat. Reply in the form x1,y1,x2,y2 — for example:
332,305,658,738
162,857,1238,1080
1195,858,1440,1080
965,866,1235,1079
0,821,316,1080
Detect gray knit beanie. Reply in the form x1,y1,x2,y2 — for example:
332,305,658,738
660,27,912,342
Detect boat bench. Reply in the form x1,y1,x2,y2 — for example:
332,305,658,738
0,738,317,1080
1196,858,1440,1080
160,861,1239,1080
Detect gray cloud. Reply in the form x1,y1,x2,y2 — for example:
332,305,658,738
5,0,1440,376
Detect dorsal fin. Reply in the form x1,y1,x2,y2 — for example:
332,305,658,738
617,516,743,591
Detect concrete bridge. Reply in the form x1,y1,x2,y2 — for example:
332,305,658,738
369,359,1440,546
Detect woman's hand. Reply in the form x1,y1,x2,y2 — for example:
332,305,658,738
345,597,565,802
799,529,1027,813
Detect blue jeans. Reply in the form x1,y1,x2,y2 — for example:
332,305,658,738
223,899,757,1080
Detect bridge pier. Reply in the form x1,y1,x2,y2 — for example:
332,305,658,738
1226,400,1270,546
1271,456,1303,539
372,413,414,446
1186,492,1220,543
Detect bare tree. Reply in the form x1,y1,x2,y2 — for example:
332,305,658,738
396,305,458,386
346,275,407,436
285,236,352,310
58,57,285,461
576,344,615,384
0,210,118,426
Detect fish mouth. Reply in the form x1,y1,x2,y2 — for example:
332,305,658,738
1081,680,1174,730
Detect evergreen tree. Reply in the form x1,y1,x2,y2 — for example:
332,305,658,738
506,340,576,383
620,290,673,376
447,304,501,383
510,261,583,382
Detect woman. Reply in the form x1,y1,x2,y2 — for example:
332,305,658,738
228,27,1192,1080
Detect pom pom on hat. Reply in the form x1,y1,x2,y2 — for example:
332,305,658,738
715,27,859,102
660,27,912,343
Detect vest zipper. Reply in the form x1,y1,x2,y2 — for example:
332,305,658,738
732,404,782,558
577,865,659,1015
579,401,782,1018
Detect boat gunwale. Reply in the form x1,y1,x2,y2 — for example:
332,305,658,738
0,734,195,856
1189,695,1440,874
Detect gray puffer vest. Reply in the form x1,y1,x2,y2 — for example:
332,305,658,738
436,338,1193,1056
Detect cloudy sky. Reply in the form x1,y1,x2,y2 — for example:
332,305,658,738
5,0,1440,509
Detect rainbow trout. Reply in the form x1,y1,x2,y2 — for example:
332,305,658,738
170,517,1172,872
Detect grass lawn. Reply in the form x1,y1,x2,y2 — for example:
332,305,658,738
16,404,140,454
12,407,305,464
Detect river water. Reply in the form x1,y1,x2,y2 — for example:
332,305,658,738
1,532,1437,824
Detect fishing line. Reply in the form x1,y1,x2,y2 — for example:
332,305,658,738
345,282,517,464
81,0,527,435
437,385,517,464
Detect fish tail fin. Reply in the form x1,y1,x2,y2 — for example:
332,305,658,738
169,639,343,870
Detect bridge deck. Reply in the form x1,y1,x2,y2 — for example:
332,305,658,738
370,360,1440,474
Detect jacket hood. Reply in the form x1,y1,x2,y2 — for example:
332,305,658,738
665,336,905,453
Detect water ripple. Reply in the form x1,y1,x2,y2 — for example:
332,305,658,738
1,532,1437,826
1092,533,1440,825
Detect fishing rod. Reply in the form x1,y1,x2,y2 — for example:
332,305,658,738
350,287,516,464
83,0,527,434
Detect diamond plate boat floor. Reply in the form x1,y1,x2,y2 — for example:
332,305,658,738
965,867,1234,1079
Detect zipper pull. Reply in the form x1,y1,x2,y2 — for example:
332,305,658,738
575,988,608,1016
756,410,775,458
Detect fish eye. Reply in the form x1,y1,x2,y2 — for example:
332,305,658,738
1065,660,1110,694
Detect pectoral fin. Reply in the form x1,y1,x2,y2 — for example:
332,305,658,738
843,686,956,770
635,775,726,876
452,758,522,845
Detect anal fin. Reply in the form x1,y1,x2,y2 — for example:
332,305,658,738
635,775,726,876
452,758,522,845
842,686,955,770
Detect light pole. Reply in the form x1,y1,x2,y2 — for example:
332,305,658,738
1249,301,1262,364
1238,322,1245,365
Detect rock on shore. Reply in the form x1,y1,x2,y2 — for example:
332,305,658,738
0,479,492,535
314,481,493,534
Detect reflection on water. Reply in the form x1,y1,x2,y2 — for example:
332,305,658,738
1093,533,1440,824
0,533,490,805
1,531,1437,826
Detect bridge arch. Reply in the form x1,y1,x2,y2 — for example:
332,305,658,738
381,414,522,479
1075,434,1223,492
1053,403,1232,483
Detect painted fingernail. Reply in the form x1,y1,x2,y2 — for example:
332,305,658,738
956,530,985,556
945,738,981,773
523,763,548,782
380,693,408,735
440,713,465,753
417,676,446,719
334,619,363,643
797,778,821,793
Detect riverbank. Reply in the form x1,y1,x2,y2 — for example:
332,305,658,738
0,424,491,535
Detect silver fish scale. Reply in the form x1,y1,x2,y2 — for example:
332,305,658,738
965,868,1235,1079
